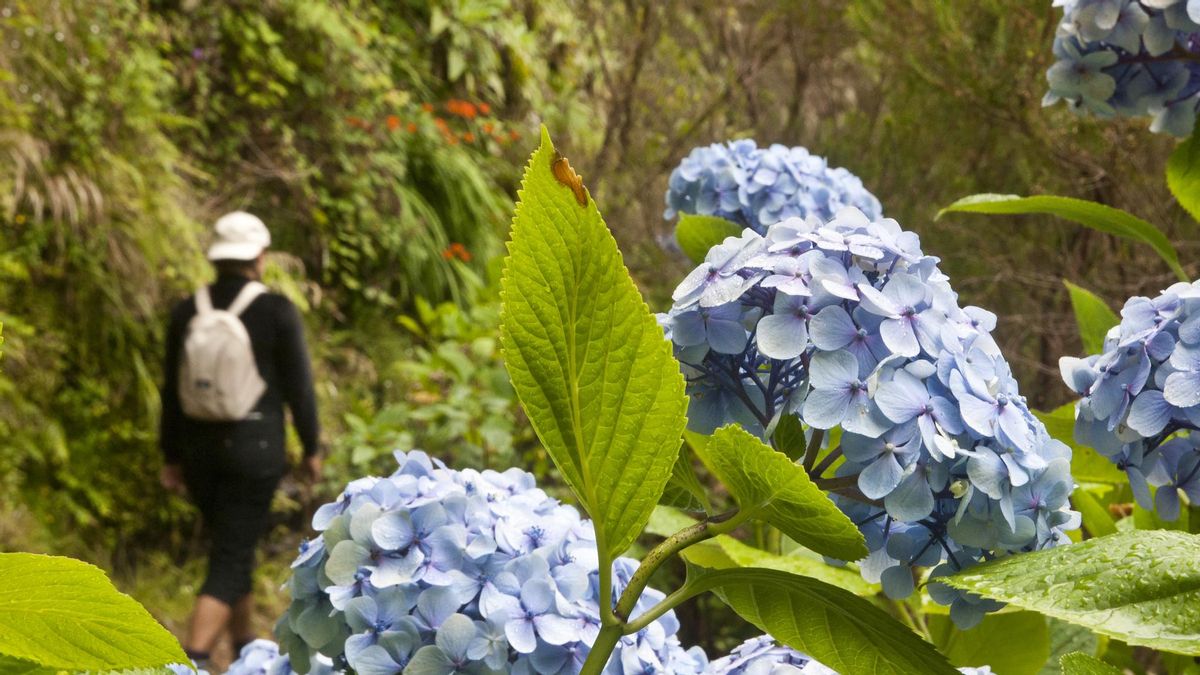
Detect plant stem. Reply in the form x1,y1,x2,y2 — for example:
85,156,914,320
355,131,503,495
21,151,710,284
578,509,743,674
802,428,824,473
812,446,842,478
581,624,624,675
623,578,705,634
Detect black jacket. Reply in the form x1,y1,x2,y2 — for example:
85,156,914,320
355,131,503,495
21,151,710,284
160,275,319,477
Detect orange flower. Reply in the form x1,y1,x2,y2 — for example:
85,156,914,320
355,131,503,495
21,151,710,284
509,129,521,140
446,99,478,119
421,103,434,113
482,122,494,134
441,243,471,262
345,115,362,128
406,122,417,133
386,114,401,131
478,102,491,115
462,131,476,143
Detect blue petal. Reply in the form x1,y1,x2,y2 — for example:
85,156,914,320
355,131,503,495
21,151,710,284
1128,390,1172,436
1164,370,1200,408
880,317,920,358
371,511,415,551
808,306,856,351
802,388,851,429
435,614,478,661
884,467,934,521
874,370,928,423
880,565,916,600
859,453,904,500
809,349,860,388
756,312,807,359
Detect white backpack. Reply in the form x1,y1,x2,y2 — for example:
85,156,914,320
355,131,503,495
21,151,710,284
178,282,268,421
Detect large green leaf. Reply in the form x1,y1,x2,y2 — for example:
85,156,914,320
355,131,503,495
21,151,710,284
1034,404,1127,487
938,194,1186,281
689,567,957,675
500,128,689,558
1058,652,1121,675
660,444,711,513
0,553,188,672
692,425,867,561
1167,131,1200,223
943,530,1200,655
1063,281,1118,355
681,533,877,596
929,611,1048,675
674,213,743,264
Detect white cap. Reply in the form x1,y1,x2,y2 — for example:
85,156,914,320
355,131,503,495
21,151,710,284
206,211,271,261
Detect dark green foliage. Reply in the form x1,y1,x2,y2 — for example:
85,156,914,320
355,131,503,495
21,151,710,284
0,0,579,554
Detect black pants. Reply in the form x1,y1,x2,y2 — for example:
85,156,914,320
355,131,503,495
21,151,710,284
183,462,282,606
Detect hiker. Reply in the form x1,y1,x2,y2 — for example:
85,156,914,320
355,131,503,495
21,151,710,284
158,211,321,667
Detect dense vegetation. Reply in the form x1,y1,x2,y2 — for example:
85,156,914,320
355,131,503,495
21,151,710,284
1,0,1196,667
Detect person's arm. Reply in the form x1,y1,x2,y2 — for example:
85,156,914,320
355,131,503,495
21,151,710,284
276,298,321,465
160,302,188,493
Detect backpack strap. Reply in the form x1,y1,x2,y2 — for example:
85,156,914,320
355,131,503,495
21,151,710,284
194,286,213,314
226,281,268,317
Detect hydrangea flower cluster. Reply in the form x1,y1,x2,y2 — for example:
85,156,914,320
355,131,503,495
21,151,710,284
660,207,1079,627
1060,280,1200,520
275,450,707,674
1045,0,1200,135
222,640,334,675
663,140,883,234
709,636,994,675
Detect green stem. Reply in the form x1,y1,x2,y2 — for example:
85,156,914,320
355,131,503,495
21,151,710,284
578,509,743,673
580,624,623,675
623,578,705,634
766,525,782,556
612,510,740,622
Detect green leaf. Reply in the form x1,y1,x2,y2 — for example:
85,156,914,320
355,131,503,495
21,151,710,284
1034,405,1128,486
646,505,701,537
660,444,711,513
689,567,958,675
938,194,1186,281
691,425,867,561
674,213,742,264
943,530,1200,655
682,534,877,596
1071,488,1117,538
772,414,808,462
1063,281,1118,355
929,611,1048,675
1059,652,1121,675
0,654,58,675
0,553,188,672
500,128,689,559
1041,619,1100,675
1167,131,1200,223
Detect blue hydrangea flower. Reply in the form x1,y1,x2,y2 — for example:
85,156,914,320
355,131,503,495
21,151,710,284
1061,279,1200,520
1045,0,1200,135
707,635,995,675
222,639,335,675
660,207,1079,627
664,141,883,234
274,451,704,674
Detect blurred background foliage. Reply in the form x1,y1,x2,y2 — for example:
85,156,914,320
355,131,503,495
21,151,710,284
0,0,1194,664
